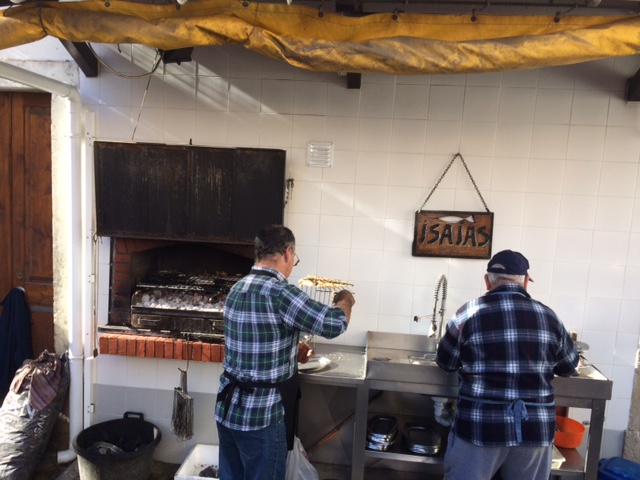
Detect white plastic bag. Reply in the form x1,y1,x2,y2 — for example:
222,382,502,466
285,436,320,480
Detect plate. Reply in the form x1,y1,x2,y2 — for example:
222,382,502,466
574,340,589,353
298,356,331,372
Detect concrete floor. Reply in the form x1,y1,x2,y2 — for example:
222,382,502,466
37,459,442,480
34,456,181,480
314,462,442,480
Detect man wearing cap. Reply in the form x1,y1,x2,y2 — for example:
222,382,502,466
436,250,579,480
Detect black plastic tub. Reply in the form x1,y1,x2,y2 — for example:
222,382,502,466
72,412,162,480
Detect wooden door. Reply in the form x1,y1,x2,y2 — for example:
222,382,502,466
0,92,54,357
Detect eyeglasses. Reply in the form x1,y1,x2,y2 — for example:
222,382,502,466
293,254,300,267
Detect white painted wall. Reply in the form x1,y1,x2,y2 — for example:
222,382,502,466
4,40,640,465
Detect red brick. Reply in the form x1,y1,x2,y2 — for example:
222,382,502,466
114,261,132,274
99,335,110,355
145,338,155,358
113,251,131,263
174,339,184,360
127,336,137,356
183,340,193,361
113,238,126,254
112,271,131,284
108,335,120,354
136,337,146,357
128,239,140,251
129,239,143,253
191,342,203,362
117,337,128,356
164,339,174,359
131,238,167,253
154,338,165,359
211,344,223,363
202,343,212,362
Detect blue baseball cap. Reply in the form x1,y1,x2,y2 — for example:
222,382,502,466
487,250,534,281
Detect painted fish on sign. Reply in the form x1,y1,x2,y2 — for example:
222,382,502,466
412,210,493,259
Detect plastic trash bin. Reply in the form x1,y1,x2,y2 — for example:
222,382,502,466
72,411,162,480
598,457,640,480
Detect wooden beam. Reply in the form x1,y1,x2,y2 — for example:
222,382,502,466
59,40,99,78
161,48,194,65
346,72,361,89
626,66,640,102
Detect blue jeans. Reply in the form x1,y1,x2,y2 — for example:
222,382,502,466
217,421,287,480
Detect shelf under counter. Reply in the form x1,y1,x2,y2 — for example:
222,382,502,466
298,340,611,480
364,442,585,476
365,445,446,467
553,447,587,477
364,412,448,472
362,409,584,471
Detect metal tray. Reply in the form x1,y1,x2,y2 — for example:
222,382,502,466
402,423,441,455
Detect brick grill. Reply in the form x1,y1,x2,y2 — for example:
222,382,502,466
110,238,173,326
100,237,252,361
99,333,224,362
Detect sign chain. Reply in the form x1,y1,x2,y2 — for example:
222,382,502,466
419,153,490,213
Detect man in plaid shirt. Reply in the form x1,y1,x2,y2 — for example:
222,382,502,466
436,250,578,480
215,224,355,480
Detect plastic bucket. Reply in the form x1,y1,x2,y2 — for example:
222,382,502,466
554,415,585,449
72,412,162,480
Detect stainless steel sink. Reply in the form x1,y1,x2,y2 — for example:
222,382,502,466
408,352,437,365
366,331,458,392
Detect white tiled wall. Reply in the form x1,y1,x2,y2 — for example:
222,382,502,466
81,45,640,462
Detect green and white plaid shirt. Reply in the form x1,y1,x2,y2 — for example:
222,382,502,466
215,266,348,430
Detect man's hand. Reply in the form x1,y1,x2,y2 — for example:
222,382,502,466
298,341,314,364
332,289,355,324
333,289,355,307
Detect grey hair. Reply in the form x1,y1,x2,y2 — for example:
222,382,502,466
487,272,526,288
254,224,296,261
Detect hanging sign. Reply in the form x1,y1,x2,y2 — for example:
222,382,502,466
412,153,493,259
412,210,493,259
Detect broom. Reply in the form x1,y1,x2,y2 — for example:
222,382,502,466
171,340,194,441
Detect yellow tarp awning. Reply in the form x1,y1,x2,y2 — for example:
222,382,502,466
1,0,640,74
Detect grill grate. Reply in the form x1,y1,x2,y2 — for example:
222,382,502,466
137,271,243,295
298,275,353,306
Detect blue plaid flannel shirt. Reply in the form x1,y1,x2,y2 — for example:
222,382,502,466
436,283,579,447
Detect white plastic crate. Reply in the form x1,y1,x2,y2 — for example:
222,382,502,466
175,444,220,480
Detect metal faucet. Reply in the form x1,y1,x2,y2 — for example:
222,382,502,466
414,274,448,339
432,274,448,339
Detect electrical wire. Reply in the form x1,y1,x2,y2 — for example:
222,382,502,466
86,43,163,79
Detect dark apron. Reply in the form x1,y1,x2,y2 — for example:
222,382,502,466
458,394,554,445
217,267,302,451
217,371,300,450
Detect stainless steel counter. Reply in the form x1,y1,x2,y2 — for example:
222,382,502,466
298,333,613,480
298,343,366,386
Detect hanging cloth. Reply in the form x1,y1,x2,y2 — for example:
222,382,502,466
10,350,61,412
2,1,640,74
0,287,34,406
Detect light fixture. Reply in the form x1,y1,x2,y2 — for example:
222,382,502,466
307,142,333,168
